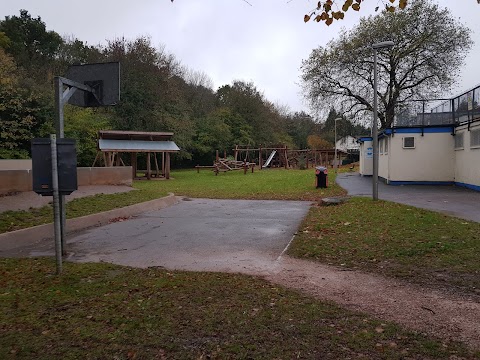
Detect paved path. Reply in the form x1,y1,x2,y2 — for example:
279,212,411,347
0,185,135,213
336,172,480,222
6,198,311,273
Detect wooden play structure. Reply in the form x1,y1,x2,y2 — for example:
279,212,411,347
93,130,180,180
233,145,348,169
195,150,255,175
196,144,349,175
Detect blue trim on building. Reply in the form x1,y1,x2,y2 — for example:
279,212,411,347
357,137,372,143
387,180,454,186
455,182,480,192
388,127,454,134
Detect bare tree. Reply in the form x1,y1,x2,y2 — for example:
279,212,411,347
183,68,214,89
301,0,472,129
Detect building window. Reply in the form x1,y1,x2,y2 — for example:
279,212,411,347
471,129,480,148
403,136,415,149
454,132,464,149
384,138,388,154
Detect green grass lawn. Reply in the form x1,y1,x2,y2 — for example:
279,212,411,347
135,167,345,200
288,197,480,295
0,168,344,234
0,189,168,234
1,258,477,360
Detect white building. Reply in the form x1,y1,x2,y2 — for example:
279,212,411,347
358,122,480,191
358,85,480,191
336,135,360,152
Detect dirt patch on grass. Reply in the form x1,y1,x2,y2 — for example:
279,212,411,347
266,256,480,350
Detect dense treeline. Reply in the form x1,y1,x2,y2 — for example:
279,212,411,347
0,10,367,167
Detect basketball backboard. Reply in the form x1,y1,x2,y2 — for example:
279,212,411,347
65,62,120,107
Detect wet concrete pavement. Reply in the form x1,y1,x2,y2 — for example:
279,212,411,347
336,172,480,222
8,198,311,272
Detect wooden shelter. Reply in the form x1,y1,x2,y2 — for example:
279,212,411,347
94,130,180,180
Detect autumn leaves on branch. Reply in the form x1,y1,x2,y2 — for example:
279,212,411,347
304,0,408,25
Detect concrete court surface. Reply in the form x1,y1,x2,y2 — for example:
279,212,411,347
20,198,311,273
336,172,480,222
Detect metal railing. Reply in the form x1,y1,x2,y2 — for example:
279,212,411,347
394,84,480,127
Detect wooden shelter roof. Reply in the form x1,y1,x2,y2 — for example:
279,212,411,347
99,130,174,141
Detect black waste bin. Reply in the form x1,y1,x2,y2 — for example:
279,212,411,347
315,166,328,188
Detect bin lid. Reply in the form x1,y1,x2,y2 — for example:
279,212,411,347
316,166,327,171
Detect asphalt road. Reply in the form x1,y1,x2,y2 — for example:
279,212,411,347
19,198,311,272
336,172,480,222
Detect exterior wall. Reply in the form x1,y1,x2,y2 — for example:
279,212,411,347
0,159,32,170
388,130,455,183
336,136,360,152
359,139,373,176
0,170,33,193
378,137,390,180
0,167,133,194
77,167,133,186
454,122,480,190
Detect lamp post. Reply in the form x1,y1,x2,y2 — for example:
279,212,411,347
334,117,342,173
372,41,394,200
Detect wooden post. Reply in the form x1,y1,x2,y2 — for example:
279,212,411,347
243,160,247,175
197,165,200,173
216,150,219,162
284,146,288,169
147,152,151,180
234,145,238,162
224,149,227,159
259,144,262,170
162,152,165,177
165,152,171,179
306,150,309,169
131,152,137,179
115,152,120,166
154,153,160,177
92,152,99,167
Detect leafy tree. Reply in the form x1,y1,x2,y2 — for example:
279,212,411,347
303,0,409,25
301,0,472,129
0,10,62,81
307,135,333,150
0,48,53,159
285,111,319,149
56,37,103,68
192,108,234,163
304,0,480,26
64,106,112,167
0,32,10,49
217,81,281,145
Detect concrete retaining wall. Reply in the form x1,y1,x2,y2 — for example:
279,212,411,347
77,167,132,186
0,170,33,193
0,159,32,170
0,194,180,251
0,167,133,194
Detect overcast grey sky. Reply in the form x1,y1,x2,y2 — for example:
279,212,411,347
2,0,479,114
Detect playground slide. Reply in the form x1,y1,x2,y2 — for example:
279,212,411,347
262,150,277,168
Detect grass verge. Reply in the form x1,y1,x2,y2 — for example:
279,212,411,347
0,189,168,234
1,258,478,360
288,197,480,296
